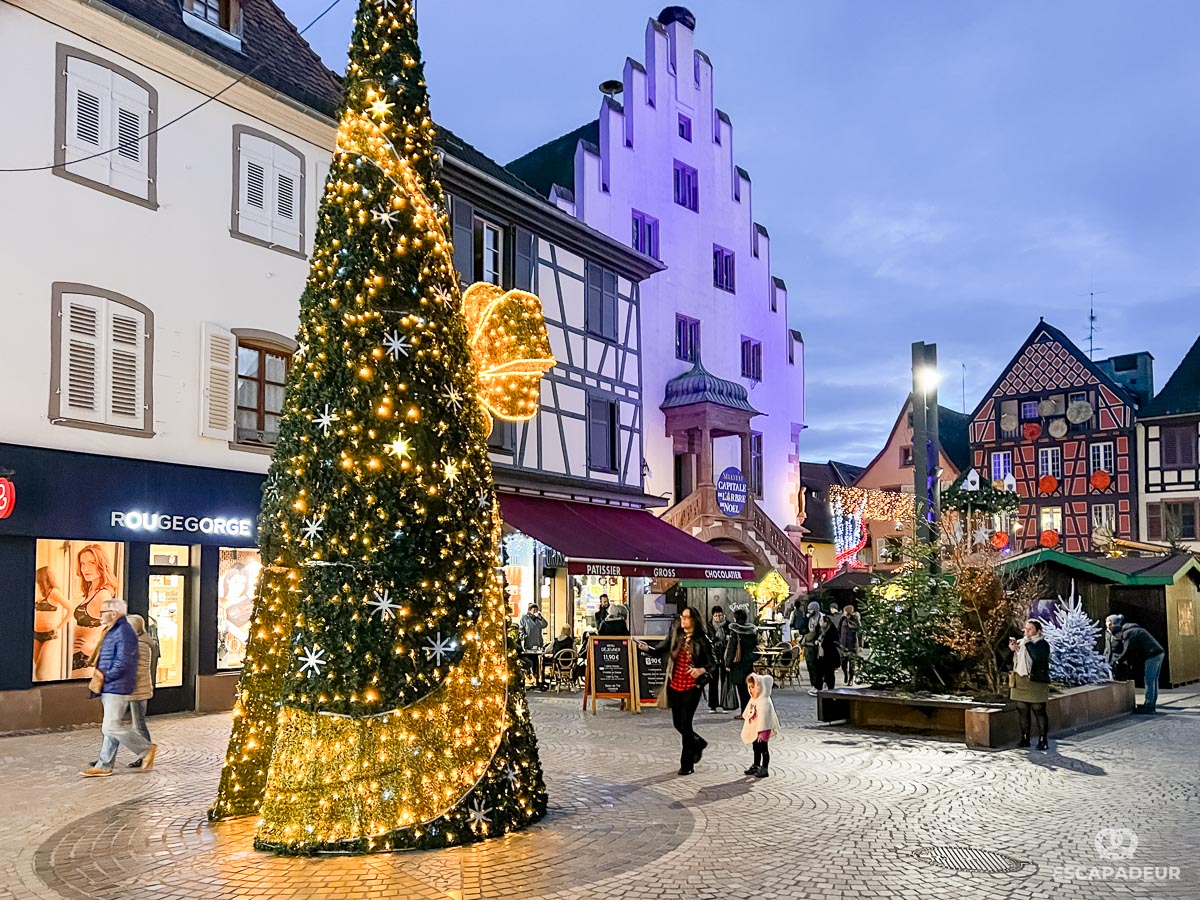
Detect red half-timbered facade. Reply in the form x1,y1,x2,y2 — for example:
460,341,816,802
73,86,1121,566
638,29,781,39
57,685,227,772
969,320,1140,554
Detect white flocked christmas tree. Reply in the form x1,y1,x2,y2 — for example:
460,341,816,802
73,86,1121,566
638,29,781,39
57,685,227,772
1041,580,1112,686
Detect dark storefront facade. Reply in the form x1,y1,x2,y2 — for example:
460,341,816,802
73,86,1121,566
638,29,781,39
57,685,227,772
0,443,264,731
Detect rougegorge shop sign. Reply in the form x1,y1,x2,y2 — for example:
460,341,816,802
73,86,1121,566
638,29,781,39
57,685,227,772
567,561,752,580
111,510,254,537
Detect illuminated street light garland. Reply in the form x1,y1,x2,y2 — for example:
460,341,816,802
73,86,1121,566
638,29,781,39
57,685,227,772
209,0,550,854
828,486,916,567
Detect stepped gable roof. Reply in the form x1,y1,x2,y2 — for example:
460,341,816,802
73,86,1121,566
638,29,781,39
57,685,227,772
661,355,759,414
101,0,343,117
505,120,599,198
1139,335,1200,418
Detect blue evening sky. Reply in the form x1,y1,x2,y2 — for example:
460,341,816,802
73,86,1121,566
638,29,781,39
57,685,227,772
280,0,1200,464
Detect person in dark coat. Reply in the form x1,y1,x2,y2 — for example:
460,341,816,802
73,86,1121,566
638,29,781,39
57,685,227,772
838,604,862,685
1009,619,1052,750
1109,615,1165,713
594,594,611,630
597,603,630,635
706,606,730,713
725,609,759,717
815,613,841,691
81,598,157,776
799,600,822,695
1103,614,1129,680
639,608,715,776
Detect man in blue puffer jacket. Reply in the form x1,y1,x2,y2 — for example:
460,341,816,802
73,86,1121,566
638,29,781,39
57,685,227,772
81,598,157,776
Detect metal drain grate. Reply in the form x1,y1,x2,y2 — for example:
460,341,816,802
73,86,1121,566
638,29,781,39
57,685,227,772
912,845,1026,874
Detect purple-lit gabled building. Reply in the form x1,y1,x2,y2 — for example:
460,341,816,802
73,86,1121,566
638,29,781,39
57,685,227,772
508,6,809,594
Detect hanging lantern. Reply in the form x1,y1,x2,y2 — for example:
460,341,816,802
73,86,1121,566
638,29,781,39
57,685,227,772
1023,422,1042,441
1040,529,1060,549
1090,470,1112,491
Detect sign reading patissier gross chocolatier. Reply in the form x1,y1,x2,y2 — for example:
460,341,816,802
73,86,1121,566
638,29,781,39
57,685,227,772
567,561,749,580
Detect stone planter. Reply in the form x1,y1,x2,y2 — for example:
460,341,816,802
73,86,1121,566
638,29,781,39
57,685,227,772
816,681,1136,748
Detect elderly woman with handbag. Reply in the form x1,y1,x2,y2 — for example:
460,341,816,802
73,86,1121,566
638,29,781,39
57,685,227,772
638,607,715,776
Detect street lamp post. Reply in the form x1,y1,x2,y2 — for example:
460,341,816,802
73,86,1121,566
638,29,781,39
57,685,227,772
912,342,941,567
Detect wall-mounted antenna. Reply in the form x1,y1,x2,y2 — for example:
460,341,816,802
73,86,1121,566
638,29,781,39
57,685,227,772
961,362,967,413
1086,280,1107,360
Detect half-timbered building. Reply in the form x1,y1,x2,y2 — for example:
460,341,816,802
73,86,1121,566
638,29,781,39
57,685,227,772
1138,335,1200,552
968,320,1147,554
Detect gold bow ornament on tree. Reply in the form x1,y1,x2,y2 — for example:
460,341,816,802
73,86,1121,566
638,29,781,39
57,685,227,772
461,282,556,435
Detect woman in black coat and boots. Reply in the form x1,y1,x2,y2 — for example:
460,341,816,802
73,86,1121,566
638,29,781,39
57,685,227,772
815,613,841,691
725,609,759,718
640,607,715,776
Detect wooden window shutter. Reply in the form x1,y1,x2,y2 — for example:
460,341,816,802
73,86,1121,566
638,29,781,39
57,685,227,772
200,323,237,440
585,262,603,336
601,269,618,340
64,57,113,186
451,196,474,285
588,396,611,471
59,294,106,424
108,73,150,197
514,227,534,291
1147,503,1162,541
106,302,146,429
270,142,303,252
236,133,274,243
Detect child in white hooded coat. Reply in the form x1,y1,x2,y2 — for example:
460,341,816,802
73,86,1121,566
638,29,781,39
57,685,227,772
741,673,781,778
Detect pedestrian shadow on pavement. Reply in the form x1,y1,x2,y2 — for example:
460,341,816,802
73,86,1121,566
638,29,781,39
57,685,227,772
1024,750,1106,777
669,779,756,808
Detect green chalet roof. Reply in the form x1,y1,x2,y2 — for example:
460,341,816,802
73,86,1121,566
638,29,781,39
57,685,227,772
1139,335,1200,418
661,356,760,414
999,548,1200,586
506,120,599,198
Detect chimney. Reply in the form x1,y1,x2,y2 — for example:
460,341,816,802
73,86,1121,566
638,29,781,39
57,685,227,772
1096,351,1155,409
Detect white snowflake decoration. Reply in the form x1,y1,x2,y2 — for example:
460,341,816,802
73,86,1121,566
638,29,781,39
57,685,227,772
424,631,456,666
298,645,327,677
371,204,400,229
301,515,325,544
503,763,520,786
972,525,993,547
313,404,339,436
441,385,464,412
467,799,492,827
383,330,410,360
294,341,308,359
433,287,455,307
367,588,402,621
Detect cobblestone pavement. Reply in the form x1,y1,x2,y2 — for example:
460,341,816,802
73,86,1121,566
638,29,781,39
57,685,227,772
1,685,1197,900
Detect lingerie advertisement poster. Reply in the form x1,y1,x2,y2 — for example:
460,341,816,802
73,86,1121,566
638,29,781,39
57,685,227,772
33,539,125,682
217,547,261,670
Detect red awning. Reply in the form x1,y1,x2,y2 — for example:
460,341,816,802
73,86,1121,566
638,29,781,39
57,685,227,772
498,493,754,581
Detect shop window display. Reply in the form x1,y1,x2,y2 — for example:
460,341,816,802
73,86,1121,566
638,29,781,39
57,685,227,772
149,574,185,687
32,539,124,682
217,547,262,669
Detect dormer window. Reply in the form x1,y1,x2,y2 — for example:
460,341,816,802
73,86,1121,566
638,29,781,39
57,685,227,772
678,114,692,142
182,0,243,51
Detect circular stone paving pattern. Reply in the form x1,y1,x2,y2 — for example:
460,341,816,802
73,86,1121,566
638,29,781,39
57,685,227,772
34,773,693,900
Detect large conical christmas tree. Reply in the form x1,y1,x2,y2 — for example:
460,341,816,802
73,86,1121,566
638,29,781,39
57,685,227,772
210,0,551,854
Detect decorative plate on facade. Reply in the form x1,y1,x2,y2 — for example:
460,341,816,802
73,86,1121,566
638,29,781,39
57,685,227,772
1066,399,1093,424
1047,418,1068,439
1038,398,1059,417
1000,413,1018,433
1038,474,1058,494
1090,469,1112,491
992,531,1010,550
1023,422,1042,441
1040,529,1060,549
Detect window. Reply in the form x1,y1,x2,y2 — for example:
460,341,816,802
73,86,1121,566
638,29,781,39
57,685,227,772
631,210,660,259
200,325,294,448
991,451,1013,482
740,337,763,382
1161,424,1198,469
182,0,242,48
999,399,1019,438
232,127,305,256
186,0,235,29
713,245,735,292
1039,506,1063,534
50,283,153,436
487,420,516,455
1148,501,1199,541
475,218,503,284
673,160,699,211
675,315,700,362
587,395,619,472
678,114,692,141
1092,504,1117,533
235,342,288,447
750,432,764,498
585,261,619,341
900,446,914,468
1090,442,1115,475
1068,391,1092,431
1038,447,1062,479
54,45,157,208
1021,400,1039,420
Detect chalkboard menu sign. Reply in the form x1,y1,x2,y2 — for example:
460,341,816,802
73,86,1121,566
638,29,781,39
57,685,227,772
585,637,633,713
635,640,667,706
